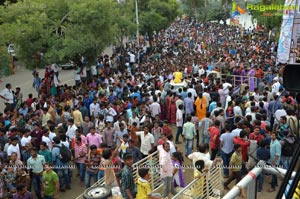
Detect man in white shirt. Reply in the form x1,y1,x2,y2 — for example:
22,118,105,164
149,97,161,119
203,88,211,108
73,66,81,86
272,77,280,94
128,112,140,128
188,145,213,171
175,104,184,144
106,104,117,123
192,62,199,77
198,65,205,76
233,101,243,117
136,126,154,158
274,108,287,128
7,137,21,160
157,142,177,197
129,52,135,64
42,129,53,150
0,83,14,110
114,116,128,132
128,51,136,71
166,134,176,155
187,85,197,100
89,98,100,118
21,129,32,147
66,118,77,141
232,121,243,137
48,126,57,142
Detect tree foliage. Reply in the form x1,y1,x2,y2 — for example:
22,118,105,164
0,0,115,68
138,0,180,41
0,0,180,69
112,0,136,47
181,0,206,18
181,0,227,21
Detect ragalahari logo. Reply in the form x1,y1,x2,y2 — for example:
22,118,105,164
231,1,247,18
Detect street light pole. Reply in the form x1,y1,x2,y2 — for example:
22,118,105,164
135,0,140,64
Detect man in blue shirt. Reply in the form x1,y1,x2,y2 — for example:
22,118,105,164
114,123,128,145
130,88,141,103
269,132,281,192
220,123,235,177
52,136,71,191
268,95,283,129
257,139,270,192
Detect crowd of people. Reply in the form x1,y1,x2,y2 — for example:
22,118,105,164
0,17,298,199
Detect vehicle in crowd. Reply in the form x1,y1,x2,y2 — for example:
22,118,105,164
60,61,75,70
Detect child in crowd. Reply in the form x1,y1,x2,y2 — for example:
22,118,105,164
119,134,129,161
136,168,162,199
193,160,207,198
172,152,185,188
224,144,242,190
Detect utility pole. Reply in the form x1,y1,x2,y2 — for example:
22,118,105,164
135,0,140,64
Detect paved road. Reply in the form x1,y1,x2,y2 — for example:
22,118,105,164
0,46,113,111
0,66,75,111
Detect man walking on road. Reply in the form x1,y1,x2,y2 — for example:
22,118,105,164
182,116,196,156
0,83,14,111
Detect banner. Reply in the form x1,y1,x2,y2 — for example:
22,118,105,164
290,0,300,63
277,0,297,64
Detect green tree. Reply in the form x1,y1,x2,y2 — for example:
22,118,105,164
138,0,180,44
0,0,116,68
113,0,136,48
181,0,205,18
0,45,11,76
181,0,226,21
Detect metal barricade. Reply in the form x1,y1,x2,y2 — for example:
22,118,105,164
133,151,162,192
172,163,224,199
75,151,161,199
220,74,257,90
222,163,296,199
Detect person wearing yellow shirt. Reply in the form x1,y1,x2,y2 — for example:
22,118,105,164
136,168,163,199
72,107,83,127
192,159,207,198
173,70,182,83
294,181,300,199
224,144,243,190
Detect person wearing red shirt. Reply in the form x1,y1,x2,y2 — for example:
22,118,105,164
25,94,34,107
249,127,264,144
209,120,221,160
256,66,264,79
234,130,251,175
162,121,172,137
233,130,250,162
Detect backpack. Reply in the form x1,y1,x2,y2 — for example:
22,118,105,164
57,144,72,163
280,134,296,157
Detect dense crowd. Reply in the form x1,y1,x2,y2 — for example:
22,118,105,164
0,17,297,199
